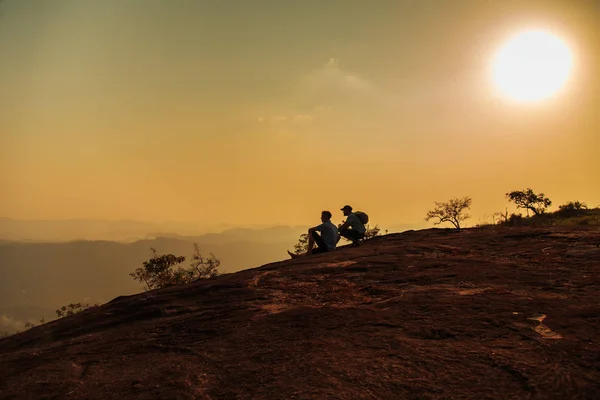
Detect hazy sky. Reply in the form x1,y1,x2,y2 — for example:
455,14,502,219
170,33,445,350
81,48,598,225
1,0,598,227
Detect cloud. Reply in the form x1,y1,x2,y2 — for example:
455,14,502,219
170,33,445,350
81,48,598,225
305,58,371,92
0,314,27,336
291,114,313,123
254,58,372,136
283,57,376,118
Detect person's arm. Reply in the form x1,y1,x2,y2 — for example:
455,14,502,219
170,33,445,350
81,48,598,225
338,214,355,230
308,223,324,233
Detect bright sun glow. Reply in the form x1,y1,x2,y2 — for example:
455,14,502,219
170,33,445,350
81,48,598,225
492,30,573,102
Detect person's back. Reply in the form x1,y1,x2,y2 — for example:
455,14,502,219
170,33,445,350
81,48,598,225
315,220,339,251
345,213,366,235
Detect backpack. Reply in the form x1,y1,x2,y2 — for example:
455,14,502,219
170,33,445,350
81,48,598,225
354,211,369,225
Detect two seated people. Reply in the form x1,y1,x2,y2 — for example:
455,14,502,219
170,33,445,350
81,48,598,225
288,205,367,258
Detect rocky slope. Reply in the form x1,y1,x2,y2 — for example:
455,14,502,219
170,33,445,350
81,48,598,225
1,226,599,399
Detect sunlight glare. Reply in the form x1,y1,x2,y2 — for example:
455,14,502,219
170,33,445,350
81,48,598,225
492,30,573,103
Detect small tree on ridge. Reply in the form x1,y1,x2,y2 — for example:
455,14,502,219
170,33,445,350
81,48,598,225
506,188,551,216
425,197,472,230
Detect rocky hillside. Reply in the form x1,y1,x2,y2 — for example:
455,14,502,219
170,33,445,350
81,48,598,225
1,226,599,399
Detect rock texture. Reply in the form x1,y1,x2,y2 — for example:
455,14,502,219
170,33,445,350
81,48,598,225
1,226,599,399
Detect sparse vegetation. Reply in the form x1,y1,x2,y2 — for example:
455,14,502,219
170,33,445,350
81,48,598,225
11,302,97,334
506,188,552,216
363,224,382,240
293,233,310,255
56,303,97,318
505,213,525,227
23,318,45,329
494,195,599,227
130,244,220,291
558,201,588,217
492,208,510,225
188,243,220,278
425,197,472,230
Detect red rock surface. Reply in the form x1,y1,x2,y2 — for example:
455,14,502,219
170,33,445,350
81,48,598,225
1,226,599,399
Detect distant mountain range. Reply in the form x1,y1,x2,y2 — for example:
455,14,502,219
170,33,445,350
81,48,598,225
0,218,237,242
0,218,426,243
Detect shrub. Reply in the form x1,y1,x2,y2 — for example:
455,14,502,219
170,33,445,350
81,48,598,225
557,201,588,217
363,224,382,240
293,233,309,255
56,303,96,318
506,213,524,227
130,244,220,291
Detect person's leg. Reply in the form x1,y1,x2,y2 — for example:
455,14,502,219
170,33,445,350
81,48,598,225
311,247,328,255
340,228,360,240
349,230,362,246
339,228,351,240
340,229,362,246
311,231,328,252
287,250,301,259
287,232,327,258
306,231,317,255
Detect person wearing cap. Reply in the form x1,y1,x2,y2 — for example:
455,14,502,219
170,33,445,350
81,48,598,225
338,205,366,246
287,210,339,258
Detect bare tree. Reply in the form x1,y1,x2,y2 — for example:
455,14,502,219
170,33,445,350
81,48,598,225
425,197,472,230
189,243,220,278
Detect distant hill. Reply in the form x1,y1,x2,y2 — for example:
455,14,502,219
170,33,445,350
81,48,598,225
0,218,240,242
0,218,426,242
1,226,599,398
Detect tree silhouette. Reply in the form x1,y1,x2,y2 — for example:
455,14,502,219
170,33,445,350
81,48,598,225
506,188,551,216
425,197,472,230
558,201,587,217
130,244,220,291
293,233,310,255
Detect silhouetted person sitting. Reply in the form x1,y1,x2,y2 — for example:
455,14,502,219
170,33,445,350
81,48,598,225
288,211,339,258
338,205,366,247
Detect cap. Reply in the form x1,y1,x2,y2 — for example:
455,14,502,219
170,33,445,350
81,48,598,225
340,205,353,211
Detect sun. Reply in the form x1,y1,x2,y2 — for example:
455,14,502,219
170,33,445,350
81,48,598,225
492,30,573,103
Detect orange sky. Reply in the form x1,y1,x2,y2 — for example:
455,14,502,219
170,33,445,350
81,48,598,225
0,0,598,228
